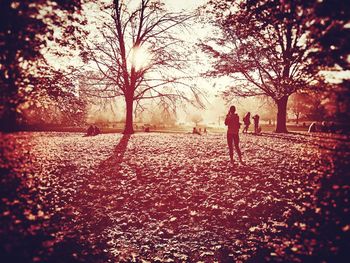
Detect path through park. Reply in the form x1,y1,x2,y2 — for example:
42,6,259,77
1,132,349,262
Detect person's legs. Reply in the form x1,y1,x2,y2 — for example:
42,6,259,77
227,132,234,161
233,133,243,162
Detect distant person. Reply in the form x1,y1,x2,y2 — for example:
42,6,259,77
192,127,201,135
225,106,243,164
203,127,207,134
93,125,101,135
243,112,251,133
86,125,94,136
252,114,260,134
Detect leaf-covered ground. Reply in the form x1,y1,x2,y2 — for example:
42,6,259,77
1,131,349,262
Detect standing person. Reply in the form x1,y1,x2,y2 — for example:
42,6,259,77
252,114,260,134
243,112,251,133
93,125,101,135
192,127,201,135
225,106,243,164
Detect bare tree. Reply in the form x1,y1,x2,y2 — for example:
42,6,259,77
81,0,201,134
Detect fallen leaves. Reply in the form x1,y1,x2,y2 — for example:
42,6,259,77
0,131,349,262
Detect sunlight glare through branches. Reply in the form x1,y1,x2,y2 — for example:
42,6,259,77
130,45,153,71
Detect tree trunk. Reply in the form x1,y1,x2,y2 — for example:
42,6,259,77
1,78,19,132
123,96,134,134
0,105,18,133
275,96,289,133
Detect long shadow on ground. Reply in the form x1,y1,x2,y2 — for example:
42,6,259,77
2,132,348,262
0,134,132,263
69,135,300,262
51,134,132,262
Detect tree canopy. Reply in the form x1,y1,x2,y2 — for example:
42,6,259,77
201,0,350,132
0,0,85,132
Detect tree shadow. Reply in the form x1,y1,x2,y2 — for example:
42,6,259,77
46,134,132,262
97,134,131,176
259,132,309,144
257,132,347,152
0,137,120,263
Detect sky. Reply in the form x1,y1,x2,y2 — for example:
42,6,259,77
164,0,206,11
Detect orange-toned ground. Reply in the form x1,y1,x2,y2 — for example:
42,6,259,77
1,132,349,262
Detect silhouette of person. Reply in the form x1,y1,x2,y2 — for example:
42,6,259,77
93,125,100,135
243,112,251,133
225,106,243,164
87,125,94,136
192,127,201,135
252,114,260,134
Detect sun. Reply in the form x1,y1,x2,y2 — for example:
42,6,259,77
130,46,152,71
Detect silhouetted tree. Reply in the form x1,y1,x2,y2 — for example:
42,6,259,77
0,0,84,132
82,0,201,134
201,0,349,133
305,0,350,72
305,81,350,124
22,93,87,127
